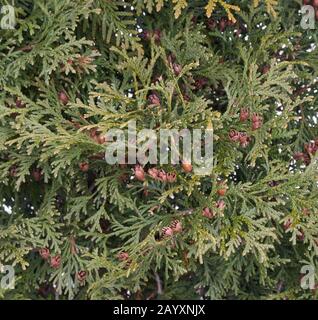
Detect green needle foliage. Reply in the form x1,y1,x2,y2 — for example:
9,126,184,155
0,0,317,300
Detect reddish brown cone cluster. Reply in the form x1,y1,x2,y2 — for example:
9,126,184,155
219,17,229,32
194,77,208,90
216,200,226,211
50,255,62,269
181,162,193,173
140,29,161,43
261,65,270,75
89,128,106,145
9,166,18,177
134,165,146,182
148,167,177,183
39,248,50,260
217,182,228,197
148,93,161,106
239,108,263,130
251,113,263,131
143,187,149,197
38,283,55,298
167,53,176,66
119,173,129,184
182,92,191,102
229,130,251,148
297,230,305,242
162,226,174,237
151,74,164,84
16,99,26,108
167,54,182,76
161,220,182,238
206,17,236,32
172,63,182,76
61,59,74,73
304,140,318,155
58,91,69,105
293,139,318,165
79,162,89,172
202,207,215,219
239,108,250,122
117,252,132,267
77,270,87,282
170,220,183,233
202,200,226,219
206,18,217,30
283,219,292,231
118,252,129,261
61,55,96,74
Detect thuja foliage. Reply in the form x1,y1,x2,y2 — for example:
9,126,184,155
0,0,317,300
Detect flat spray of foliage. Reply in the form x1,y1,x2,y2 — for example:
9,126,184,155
0,0,317,300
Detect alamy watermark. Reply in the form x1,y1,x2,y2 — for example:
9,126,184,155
301,5,317,30
104,120,214,175
300,265,316,290
0,264,15,290
0,4,16,30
